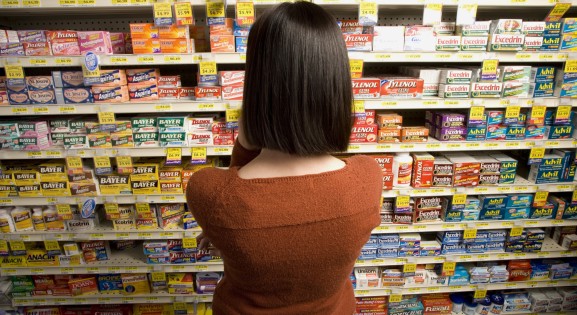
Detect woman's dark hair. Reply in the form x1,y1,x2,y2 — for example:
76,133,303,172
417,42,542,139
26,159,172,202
242,1,353,156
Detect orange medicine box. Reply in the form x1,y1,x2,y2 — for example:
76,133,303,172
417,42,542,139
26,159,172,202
24,42,52,56
130,23,159,40
210,18,234,35
132,39,161,54
160,39,192,54
378,128,401,143
401,127,429,142
158,25,189,39
210,35,235,53
376,113,403,128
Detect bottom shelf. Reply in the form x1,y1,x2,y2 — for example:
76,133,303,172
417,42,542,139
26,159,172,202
11,279,577,306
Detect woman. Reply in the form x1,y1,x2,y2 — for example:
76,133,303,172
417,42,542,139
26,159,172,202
186,2,382,314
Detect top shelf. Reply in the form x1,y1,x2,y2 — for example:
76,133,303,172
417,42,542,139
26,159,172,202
0,52,571,68
0,0,571,12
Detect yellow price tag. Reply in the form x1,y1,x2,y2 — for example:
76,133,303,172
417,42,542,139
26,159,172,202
389,294,402,303
175,2,193,25
474,289,487,299
12,107,29,115
505,106,521,119
510,227,524,237
173,303,188,311
104,203,120,217
236,1,255,18
27,151,43,159
153,3,172,18
151,272,166,282
546,3,571,22
403,263,417,273
116,156,133,174
66,156,83,169
529,148,545,160
565,60,577,73
531,105,546,119
98,112,115,124
166,148,182,164
481,59,499,77
443,262,456,276
56,204,73,219
426,3,442,10
226,108,241,122
59,106,76,114
5,65,24,79
183,237,197,248
556,105,572,121
44,240,60,252
359,1,377,17
135,203,150,216
191,147,207,162
206,0,225,17
137,56,154,63
1,0,19,6
350,59,364,78
9,241,26,252
469,106,485,121
452,194,467,205
534,191,549,207
463,229,477,239
396,195,410,209
94,156,111,169
353,100,365,114
199,61,217,76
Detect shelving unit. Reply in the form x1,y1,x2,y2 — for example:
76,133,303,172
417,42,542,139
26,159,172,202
1,0,577,312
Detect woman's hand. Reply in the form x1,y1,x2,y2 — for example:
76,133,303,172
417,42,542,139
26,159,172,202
196,232,222,257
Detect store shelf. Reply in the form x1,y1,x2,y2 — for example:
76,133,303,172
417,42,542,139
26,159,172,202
0,177,575,207
2,98,574,117
0,52,571,68
1,225,202,242
355,238,576,267
0,0,569,14
373,219,577,234
0,138,573,160
10,291,214,307
363,98,577,110
0,248,224,276
0,146,234,160
346,138,577,153
0,101,236,116
383,177,577,198
353,279,577,297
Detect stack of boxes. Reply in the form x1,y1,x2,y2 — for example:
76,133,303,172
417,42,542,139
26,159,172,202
438,69,472,99
435,22,460,51
479,194,534,221
561,18,577,51
130,159,161,195
340,20,373,52
530,288,577,313
457,21,490,51
126,69,159,102
1,120,51,151
144,240,194,265
442,196,482,222
558,67,577,97
530,67,557,98
375,112,401,144
428,112,467,141
53,71,94,104
543,21,562,51
489,19,525,52
437,230,507,255
527,149,576,184
506,228,545,253
130,24,192,54
207,19,249,53
166,273,194,294
522,22,546,51
47,31,81,56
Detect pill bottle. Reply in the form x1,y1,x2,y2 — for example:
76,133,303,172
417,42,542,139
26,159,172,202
0,208,15,233
32,207,46,231
489,293,504,314
464,300,478,315
393,152,413,187
476,295,491,315
43,206,66,231
450,293,465,314
11,207,33,232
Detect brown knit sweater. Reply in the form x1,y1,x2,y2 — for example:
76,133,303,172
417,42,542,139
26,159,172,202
186,142,382,315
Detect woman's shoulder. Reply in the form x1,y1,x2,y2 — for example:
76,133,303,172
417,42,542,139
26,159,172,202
345,155,382,173
186,167,233,201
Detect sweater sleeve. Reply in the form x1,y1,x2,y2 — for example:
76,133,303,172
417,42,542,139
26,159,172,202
230,140,261,168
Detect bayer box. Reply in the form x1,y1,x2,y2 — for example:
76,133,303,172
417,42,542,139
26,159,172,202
159,132,186,147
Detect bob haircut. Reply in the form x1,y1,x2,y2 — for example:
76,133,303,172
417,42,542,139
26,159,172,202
241,1,353,156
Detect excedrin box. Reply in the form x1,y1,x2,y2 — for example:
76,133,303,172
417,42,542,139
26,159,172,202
439,69,472,84
471,83,503,98
461,36,489,51
438,84,470,98
489,34,525,51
